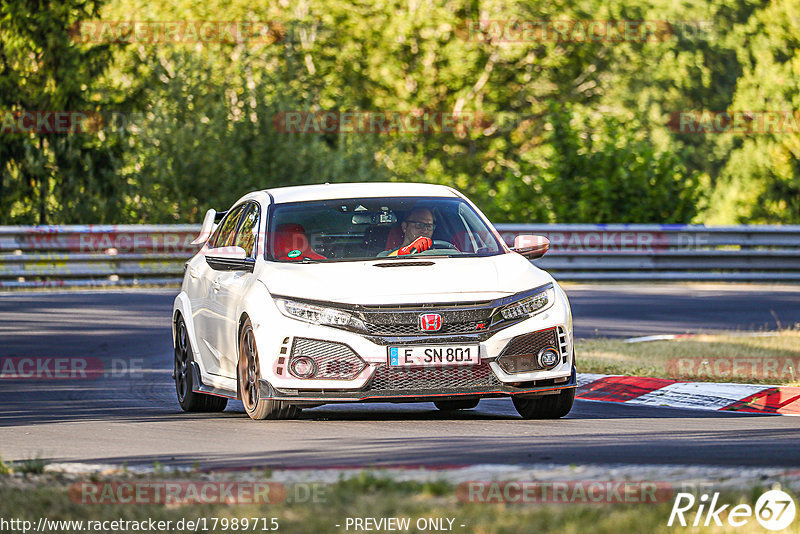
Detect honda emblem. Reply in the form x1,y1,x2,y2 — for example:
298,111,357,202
419,313,442,332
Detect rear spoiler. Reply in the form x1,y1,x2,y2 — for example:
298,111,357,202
191,209,226,245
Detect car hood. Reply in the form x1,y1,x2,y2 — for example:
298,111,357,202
260,253,553,305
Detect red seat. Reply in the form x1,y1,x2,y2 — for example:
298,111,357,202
385,225,404,250
273,223,326,261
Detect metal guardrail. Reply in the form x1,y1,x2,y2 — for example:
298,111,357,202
1,224,799,288
496,224,800,281
0,225,197,288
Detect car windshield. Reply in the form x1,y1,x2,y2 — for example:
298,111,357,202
266,196,504,262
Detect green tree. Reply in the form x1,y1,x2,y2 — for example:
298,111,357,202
0,0,132,224
539,105,701,223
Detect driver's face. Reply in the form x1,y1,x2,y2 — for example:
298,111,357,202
401,209,435,245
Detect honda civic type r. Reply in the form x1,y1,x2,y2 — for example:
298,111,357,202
172,183,576,420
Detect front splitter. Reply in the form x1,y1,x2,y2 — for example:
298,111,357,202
258,367,576,403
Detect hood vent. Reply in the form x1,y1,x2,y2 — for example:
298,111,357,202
373,261,435,268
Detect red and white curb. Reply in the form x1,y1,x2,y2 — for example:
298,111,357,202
576,373,800,415
623,332,781,343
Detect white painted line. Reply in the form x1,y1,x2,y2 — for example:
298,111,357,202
576,373,613,387
624,332,782,343
627,382,771,410
624,334,679,343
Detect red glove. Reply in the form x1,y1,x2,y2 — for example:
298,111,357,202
397,236,432,255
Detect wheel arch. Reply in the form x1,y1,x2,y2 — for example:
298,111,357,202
172,292,197,355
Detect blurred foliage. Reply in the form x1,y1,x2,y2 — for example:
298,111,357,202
1,0,798,223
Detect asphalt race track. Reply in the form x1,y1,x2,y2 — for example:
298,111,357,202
1,284,799,469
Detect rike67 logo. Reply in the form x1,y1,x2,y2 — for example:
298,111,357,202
669,489,796,530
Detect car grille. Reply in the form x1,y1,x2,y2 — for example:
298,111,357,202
365,362,503,392
290,338,366,380
366,321,487,336
359,302,495,337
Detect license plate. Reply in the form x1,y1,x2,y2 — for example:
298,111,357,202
388,345,480,367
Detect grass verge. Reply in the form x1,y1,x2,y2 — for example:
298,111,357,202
576,328,800,385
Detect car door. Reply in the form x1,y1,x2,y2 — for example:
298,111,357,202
193,204,246,377
207,201,261,377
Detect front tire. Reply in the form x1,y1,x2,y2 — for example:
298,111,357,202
512,387,575,419
434,399,479,411
174,315,228,413
238,318,300,420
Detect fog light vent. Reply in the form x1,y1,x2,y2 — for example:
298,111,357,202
288,338,366,380
496,327,560,374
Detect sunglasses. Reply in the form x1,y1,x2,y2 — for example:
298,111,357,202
405,220,436,231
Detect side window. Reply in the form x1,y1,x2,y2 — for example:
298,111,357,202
234,203,260,258
209,205,245,248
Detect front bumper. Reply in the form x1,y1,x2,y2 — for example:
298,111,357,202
252,281,575,401
258,366,576,403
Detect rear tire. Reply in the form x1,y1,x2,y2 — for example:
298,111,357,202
238,318,301,420
512,387,575,419
174,315,228,413
434,399,479,411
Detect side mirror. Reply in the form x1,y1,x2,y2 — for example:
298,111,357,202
205,246,255,272
512,235,550,260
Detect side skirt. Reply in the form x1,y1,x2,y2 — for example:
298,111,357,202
190,361,239,399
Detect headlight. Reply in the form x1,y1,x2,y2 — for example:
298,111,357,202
275,298,368,332
500,288,555,320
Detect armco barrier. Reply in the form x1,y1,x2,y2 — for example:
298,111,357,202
495,224,800,281
1,224,799,288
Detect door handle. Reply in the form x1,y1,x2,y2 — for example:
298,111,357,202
211,278,221,291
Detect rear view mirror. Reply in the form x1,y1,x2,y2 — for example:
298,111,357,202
351,212,397,225
512,235,550,260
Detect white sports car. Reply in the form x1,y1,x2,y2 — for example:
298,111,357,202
172,183,576,420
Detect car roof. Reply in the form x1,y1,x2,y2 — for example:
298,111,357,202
260,182,460,204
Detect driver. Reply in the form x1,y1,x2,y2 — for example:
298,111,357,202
387,207,435,256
